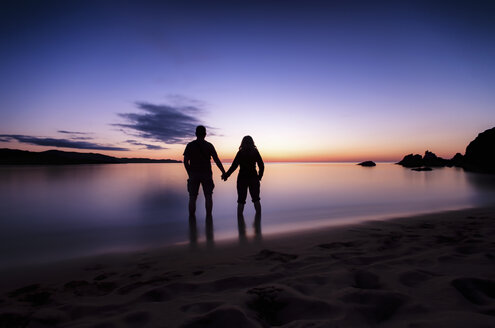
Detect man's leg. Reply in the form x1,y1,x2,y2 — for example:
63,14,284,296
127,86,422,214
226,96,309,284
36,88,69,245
187,178,200,216
205,194,213,218
203,177,215,218
189,195,197,216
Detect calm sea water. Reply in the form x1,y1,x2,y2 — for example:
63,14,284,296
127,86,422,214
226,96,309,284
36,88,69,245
1,163,494,268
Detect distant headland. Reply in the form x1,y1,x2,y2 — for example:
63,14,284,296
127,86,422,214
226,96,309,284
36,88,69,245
0,149,181,165
396,126,495,174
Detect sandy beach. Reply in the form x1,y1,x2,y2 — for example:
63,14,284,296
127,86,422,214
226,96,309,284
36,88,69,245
1,207,494,328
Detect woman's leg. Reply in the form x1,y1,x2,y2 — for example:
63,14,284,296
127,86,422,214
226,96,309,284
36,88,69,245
248,178,261,213
254,200,261,213
237,179,248,214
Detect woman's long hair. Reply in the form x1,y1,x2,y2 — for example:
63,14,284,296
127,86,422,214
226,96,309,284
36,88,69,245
239,135,257,151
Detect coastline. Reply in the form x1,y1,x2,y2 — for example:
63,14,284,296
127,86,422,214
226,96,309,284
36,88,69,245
1,206,495,327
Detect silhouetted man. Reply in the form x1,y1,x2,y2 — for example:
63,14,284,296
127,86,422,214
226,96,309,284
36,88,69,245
184,125,226,217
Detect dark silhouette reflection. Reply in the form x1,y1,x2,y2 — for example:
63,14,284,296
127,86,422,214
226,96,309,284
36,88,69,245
466,172,495,192
466,172,495,205
236,212,263,244
205,215,215,248
188,215,198,248
237,213,247,245
187,214,215,248
254,212,262,242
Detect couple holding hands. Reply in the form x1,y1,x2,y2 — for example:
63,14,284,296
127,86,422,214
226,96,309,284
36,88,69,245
183,125,264,218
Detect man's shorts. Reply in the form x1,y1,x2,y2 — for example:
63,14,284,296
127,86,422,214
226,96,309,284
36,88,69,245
187,174,214,197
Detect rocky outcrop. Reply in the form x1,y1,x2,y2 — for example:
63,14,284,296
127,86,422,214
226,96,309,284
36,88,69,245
396,151,449,168
0,149,181,165
358,161,376,167
396,127,494,174
397,154,423,168
450,153,464,167
462,127,495,173
397,151,450,171
423,150,449,167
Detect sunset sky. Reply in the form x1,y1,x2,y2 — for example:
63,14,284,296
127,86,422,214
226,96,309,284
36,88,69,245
1,0,494,162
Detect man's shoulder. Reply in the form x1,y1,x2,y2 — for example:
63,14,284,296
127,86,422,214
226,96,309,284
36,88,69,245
184,140,196,155
197,140,215,150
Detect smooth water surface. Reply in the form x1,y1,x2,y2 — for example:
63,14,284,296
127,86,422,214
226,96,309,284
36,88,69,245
1,163,495,267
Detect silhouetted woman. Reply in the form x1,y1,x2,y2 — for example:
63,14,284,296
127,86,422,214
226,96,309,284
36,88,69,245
223,136,264,215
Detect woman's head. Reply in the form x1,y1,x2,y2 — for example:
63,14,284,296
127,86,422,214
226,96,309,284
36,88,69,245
240,135,256,150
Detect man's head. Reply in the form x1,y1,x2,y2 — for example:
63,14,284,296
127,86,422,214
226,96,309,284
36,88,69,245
195,125,206,139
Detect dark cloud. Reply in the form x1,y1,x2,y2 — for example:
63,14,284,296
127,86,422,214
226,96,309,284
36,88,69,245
0,135,129,151
57,130,91,135
57,130,93,140
114,102,208,144
126,139,166,150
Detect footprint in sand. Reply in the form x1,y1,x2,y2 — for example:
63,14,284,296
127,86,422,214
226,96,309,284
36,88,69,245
398,270,439,287
180,305,259,328
181,301,224,314
123,310,151,325
339,289,408,324
451,277,495,306
246,284,341,326
64,280,118,297
255,249,298,263
8,284,53,306
353,270,381,289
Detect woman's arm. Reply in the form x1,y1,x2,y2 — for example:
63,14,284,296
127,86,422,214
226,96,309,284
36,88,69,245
257,150,264,180
225,152,240,178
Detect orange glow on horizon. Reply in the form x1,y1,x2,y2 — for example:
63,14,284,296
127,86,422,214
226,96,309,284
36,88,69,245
1,142,462,164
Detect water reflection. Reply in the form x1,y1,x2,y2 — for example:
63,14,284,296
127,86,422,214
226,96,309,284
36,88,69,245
2,163,495,268
187,214,215,248
237,213,247,245
237,212,263,244
188,215,198,248
206,216,215,248
254,212,262,242
141,188,186,222
465,172,495,205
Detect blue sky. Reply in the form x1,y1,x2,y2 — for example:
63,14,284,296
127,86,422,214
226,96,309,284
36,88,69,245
1,0,494,161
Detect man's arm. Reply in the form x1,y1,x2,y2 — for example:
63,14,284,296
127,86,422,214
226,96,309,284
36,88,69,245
183,144,191,176
183,154,191,177
211,146,226,175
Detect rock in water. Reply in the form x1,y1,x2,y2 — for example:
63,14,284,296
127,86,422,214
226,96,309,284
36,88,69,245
397,154,423,168
463,127,495,173
358,161,376,167
423,150,448,167
398,151,448,168
450,153,464,167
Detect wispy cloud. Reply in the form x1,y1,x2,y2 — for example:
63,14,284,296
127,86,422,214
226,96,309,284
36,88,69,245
0,134,129,151
57,130,91,135
126,139,166,150
56,130,94,140
114,101,209,144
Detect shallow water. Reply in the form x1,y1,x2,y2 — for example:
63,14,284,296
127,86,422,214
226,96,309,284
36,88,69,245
1,163,494,267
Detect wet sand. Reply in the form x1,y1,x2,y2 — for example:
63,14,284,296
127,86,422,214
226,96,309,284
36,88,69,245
1,207,495,327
